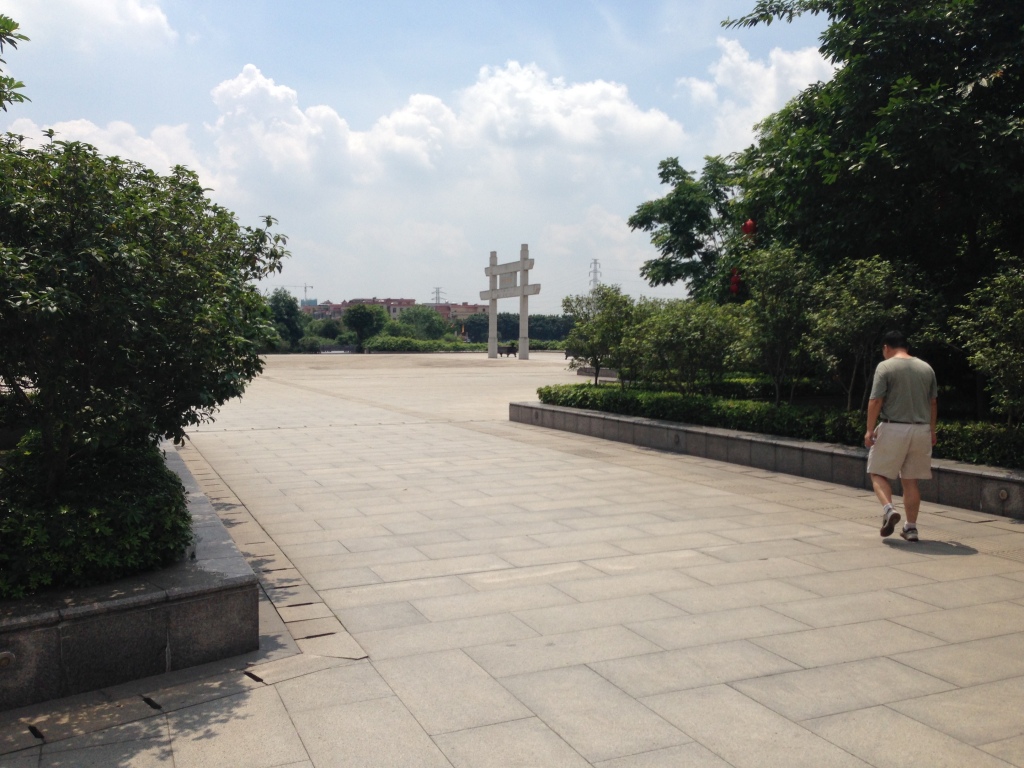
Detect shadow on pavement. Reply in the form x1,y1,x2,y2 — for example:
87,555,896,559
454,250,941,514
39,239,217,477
883,539,978,556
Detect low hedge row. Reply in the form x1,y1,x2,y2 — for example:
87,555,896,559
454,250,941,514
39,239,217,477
537,384,1023,471
365,337,487,353
364,336,567,353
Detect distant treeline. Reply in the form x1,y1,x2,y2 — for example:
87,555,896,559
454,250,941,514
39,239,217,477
459,313,575,343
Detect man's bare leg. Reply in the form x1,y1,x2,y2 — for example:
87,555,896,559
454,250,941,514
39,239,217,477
871,473,901,536
871,474,893,508
902,479,920,525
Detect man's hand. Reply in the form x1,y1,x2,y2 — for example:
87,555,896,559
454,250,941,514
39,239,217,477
864,431,876,449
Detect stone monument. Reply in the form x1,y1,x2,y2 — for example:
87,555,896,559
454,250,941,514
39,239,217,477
480,244,541,360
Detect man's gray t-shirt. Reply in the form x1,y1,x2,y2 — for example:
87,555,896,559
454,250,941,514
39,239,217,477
869,357,938,424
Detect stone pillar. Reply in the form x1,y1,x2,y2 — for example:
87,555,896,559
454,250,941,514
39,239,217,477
518,244,530,360
487,251,498,359
481,245,539,361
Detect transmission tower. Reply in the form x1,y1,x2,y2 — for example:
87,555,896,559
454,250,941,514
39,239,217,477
588,259,602,289
431,287,447,304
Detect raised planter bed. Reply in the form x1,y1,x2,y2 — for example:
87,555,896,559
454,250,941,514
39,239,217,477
0,450,259,711
511,401,1024,519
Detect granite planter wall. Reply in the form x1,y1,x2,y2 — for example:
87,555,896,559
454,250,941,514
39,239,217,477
0,450,259,711
511,402,1024,519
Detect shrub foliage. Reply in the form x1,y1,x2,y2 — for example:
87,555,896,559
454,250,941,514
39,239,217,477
0,137,288,596
0,438,192,599
538,384,1023,471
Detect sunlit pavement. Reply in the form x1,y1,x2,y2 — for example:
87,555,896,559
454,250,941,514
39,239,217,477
5,352,1024,767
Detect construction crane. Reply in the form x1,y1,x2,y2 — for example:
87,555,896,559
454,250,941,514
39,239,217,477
279,284,315,302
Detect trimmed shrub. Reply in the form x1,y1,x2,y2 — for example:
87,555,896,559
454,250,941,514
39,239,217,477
0,437,193,599
527,340,567,350
297,336,325,353
363,336,487,353
537,384,1023,470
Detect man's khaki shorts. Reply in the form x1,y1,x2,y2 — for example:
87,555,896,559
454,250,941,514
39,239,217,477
867,422,932,480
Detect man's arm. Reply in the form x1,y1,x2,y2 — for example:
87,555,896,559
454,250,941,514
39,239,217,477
930,397,937,446
865,398,883,449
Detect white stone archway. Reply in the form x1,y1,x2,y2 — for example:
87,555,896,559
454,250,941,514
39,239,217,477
480,244,541,360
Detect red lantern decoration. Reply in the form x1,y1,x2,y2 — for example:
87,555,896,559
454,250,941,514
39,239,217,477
741,219,756,236
729,268,742,295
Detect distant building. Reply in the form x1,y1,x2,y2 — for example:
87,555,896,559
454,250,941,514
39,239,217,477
300,297,417,320
300,298,318,308
301,298,489,323
422,302,490,321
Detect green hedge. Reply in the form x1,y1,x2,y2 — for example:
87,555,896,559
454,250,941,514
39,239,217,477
0,437,193,599
364,336,487,353
527,340,567,350
537,384,1023,470
364,336,564,353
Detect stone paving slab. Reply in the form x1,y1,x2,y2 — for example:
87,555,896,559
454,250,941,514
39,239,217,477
5,353,1024,766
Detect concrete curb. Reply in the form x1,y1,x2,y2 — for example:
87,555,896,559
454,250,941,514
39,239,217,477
510,402,1024,519
0,449,259,711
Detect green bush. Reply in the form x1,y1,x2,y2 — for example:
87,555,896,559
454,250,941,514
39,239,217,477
528,340,567,350
537,384,863,443
297,336,325,354
537,384,1023,470
363,336,487,353
0,436,193,599
933,422,1024,470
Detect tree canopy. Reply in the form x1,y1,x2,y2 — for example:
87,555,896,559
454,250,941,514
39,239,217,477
344,303,389,351
0,15,28,112
395,305,452,340
627,156,737,298
268,287,304,347
731,0,1024,297
0,137,288,490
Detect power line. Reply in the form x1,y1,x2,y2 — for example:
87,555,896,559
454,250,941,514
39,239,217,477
431,287,447,304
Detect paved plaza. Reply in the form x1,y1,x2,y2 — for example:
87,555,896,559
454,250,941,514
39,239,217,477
5,352,1024,767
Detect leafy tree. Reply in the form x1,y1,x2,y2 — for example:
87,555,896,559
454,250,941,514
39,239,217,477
730,0,1024,299
951,258,1024,425
606,297,660,387
490,312,574,342
306,317,341,340
738,244,819,405
496,312,520,342
525,314,575,341
0,137,287,492
562,285,635,384
461,313,489,343
0,14,28,112
808,257,927,411
344,303,388,351
396,305,452,340
628,156,738,297
379,320,406,337
296,336,324,354
268,288,303,348
626,300,743,393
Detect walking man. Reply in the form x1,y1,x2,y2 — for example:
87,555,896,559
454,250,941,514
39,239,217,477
864,330,938,542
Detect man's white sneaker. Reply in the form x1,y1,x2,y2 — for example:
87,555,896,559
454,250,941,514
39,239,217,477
880,508,901,537
900,526,919,542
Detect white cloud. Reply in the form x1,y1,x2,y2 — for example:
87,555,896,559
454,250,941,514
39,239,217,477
678,37,834,152
6,116,212,181
3,44,821,311
6,0,177,51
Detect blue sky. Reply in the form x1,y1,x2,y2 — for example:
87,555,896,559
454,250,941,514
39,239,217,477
3,1,831,312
